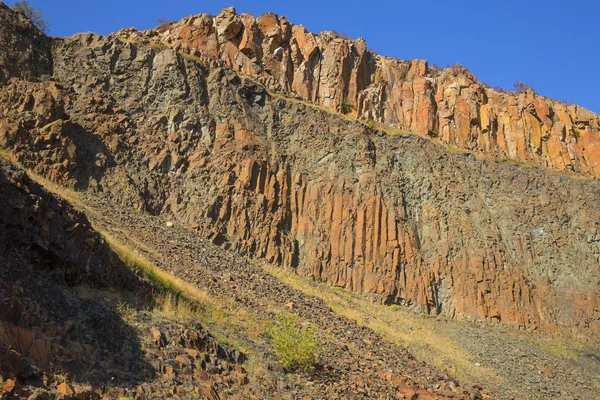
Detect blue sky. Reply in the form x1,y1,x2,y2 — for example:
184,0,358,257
9,0,598,113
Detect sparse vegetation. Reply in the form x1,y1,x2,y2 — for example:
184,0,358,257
268,311,321,372
341,97,352,114
157,17,171,26
260,261,499,384
447,63,465,74
93,230,268,355
331,30,351,40
149,42,170,51
365,120,378,130
482,82,507,93
572,127,584,140
12,1,49,33
513,80,534,93
498,157,526,166
179,51,209,68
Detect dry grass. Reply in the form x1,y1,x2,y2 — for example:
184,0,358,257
149,42,170,51
268,90,353,120
260,262,501,386
0,149,267,353
268,91,422,141
99,230,266,350
0,148,81,203
178,51,209,68
447,144,471,154
0,147,22,166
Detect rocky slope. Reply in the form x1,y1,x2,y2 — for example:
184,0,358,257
118,7,600,177
0,160,251,399
0,2,599,344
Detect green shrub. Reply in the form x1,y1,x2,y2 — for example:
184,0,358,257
365,120,378,130
268,312,321,372
340,97,352,115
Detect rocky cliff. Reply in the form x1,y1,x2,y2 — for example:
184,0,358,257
117,7,600,178
1,3,599,340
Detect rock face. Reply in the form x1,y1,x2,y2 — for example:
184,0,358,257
0,160,145,393
0,3,52,83
0,162,252,400
0,5,599,340
117,7,600,178
0,162,140,288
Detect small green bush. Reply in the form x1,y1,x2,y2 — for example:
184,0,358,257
365,120,378,130
268,312,321,372
341,97,352,115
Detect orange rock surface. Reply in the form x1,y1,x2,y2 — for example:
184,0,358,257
118,7,600,177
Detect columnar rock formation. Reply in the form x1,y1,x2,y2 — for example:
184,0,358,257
1,3,599,339
117,7,600,177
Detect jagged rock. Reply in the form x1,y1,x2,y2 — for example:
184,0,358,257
116,8,600,177
56,382,74,396
0,5,599,343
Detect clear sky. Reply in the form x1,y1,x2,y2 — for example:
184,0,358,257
8,0,598,113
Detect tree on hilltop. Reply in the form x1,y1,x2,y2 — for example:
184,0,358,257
12,1,50,33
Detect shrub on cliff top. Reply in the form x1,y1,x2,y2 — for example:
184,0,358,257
268,312,321,372
157,17,171,26
513,80,535,93
12,1,49,33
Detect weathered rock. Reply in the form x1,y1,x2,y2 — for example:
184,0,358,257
0,3,52,83
56,382,74,396
0,5,599,341
116,7,600,178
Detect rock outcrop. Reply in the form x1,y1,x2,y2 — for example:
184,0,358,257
117,7,600,177
0,160,142,396
0,5,599,341
0,2,52,83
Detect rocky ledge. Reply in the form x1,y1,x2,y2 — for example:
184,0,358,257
117,7,600,177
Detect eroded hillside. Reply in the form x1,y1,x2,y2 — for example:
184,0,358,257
1,3,600,399
1,3,600,339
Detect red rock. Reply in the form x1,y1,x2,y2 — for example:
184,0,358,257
116,8,600,178
164,366,175,375
151,327,166,347
2,5,599,342
200,384,220,400
57,382,75,396
235,372,249,385
540,367,555,378
185,348,199,358
176,354,191,365
3,379,16,394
